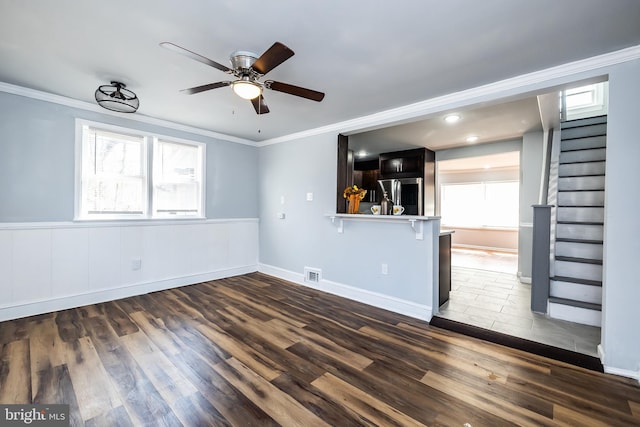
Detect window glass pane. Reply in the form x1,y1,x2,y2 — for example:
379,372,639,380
441,183,484,227
441,181,518,228
83,177,145,214
80,126,146,217
152,139,203,216
484,182,519,227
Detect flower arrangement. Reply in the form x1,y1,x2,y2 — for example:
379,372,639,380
343,185,367,200
343,185,367,214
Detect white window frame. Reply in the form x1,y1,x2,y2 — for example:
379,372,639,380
75,119,206,221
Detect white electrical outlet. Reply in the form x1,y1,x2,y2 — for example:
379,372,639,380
306,192,313,201
132,258,142,271
280,195,285,205
381,263,388,275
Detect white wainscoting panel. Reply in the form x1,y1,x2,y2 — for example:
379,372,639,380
51,227,89,297
12,229,52,304
88,226,122,291
0,230,12,301
0,219,259,321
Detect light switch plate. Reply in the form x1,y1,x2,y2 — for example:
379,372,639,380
306,192,313,201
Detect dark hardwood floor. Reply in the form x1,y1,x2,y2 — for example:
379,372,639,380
1,272,639,426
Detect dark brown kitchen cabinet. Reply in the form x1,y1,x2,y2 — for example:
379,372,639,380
380,153,424,177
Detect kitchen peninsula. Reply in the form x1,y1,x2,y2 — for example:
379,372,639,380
323,213,442,321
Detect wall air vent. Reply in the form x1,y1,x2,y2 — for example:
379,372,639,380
304,267,322,284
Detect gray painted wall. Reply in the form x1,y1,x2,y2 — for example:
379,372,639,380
258,133,435,308
435,138,522,162
519,131,545,279
0,92,258,222
602,58,640,374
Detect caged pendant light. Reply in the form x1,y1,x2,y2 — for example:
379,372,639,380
95,81,140,113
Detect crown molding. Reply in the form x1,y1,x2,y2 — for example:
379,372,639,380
0,81,256,146
257,44,640,147
3,44,639,148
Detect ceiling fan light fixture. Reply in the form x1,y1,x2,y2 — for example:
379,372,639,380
232,79,262,100
95,81,139,113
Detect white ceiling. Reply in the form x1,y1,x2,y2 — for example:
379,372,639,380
1,0,640,143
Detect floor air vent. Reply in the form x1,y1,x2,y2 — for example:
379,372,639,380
304,267,321,284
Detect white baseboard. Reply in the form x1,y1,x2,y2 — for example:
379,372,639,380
517,273,532,284
597,344,640,383
452,244,518,253
258,263,432,322
0,265,257,322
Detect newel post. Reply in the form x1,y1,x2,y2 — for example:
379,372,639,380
531,205,552,313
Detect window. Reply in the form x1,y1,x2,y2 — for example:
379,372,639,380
152,139,203,217
562,82,608,120
440,181,519,228
76,120,205,220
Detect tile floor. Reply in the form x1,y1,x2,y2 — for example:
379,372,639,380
436,248,601,357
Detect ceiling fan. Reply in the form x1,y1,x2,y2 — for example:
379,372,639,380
160,41,325,114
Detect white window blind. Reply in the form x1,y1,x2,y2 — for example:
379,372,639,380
76,121,205,220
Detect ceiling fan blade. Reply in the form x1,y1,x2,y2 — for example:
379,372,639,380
265,80,325,102
160,42,232,73
180,81,231,95
251,42,294,75
251,95,270,114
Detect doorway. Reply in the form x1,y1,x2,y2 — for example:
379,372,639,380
434,152,600,356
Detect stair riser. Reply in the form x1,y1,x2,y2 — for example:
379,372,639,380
559,162,606,177
557,191,604,207
560,148,606,163
554,260,602,281
556,223,603,240
561,115,607,129
561,123,607,139
556,241,603,260
550,281,602,304
560,135,606,151
557,207,604,223
548,302,602,327
558,176,605,191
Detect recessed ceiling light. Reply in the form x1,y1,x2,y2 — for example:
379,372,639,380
444,114,461,123
466,135,479,143
483,164,491,169
356,150,367,158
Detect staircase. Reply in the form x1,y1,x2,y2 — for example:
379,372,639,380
548,115,607,327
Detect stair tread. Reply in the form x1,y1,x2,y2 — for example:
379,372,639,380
548,297,602,311
561,134,607,141
558,189,604,192
558,159,606,165
557,220,604,225
557,205,604,208
555,255,602,265
558,174,606,178
561,146,606,153
550,275,603,287
556,238,603,244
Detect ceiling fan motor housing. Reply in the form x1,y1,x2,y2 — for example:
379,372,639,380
230,51,259,73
